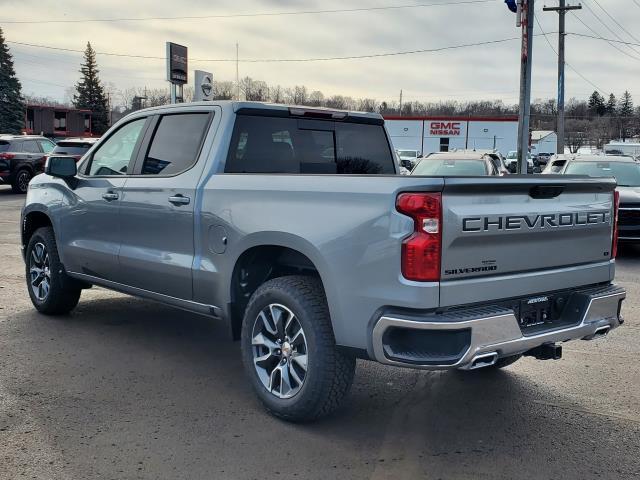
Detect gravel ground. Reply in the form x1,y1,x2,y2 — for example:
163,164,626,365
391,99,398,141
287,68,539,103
1,185,639,480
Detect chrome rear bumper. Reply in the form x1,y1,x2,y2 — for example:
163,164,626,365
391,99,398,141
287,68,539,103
371,284,625,370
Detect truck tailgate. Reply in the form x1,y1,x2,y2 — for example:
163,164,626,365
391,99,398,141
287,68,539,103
439,176,617,307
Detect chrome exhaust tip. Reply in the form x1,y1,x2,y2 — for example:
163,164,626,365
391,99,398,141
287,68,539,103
592,325,611,339
468,352,499,370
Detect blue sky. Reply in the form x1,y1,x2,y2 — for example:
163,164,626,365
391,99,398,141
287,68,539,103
1,0,638,106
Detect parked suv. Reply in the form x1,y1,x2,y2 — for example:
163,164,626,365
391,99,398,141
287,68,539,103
49,137,99,161
21,102,625,421
0,135,56,193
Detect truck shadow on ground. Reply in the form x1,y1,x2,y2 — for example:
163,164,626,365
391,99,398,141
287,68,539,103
3,295,638,479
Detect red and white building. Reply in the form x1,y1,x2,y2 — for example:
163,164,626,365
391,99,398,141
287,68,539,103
384,115,519,156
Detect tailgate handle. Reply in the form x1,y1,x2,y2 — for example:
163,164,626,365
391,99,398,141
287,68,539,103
529,185,564,199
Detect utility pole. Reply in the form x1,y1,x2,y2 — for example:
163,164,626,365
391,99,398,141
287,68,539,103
544,1,582,156
399,90,403,116
236,42,240,101
516,0,535,174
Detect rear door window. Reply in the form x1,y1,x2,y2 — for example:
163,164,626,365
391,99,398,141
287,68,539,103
225,115,395,174
22,140,41,153
140,113,211,175
0,141,11,153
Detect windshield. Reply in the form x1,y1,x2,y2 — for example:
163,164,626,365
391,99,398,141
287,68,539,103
397,150,417,158
506,151,517,159
564,161,640,187
412,158,488,176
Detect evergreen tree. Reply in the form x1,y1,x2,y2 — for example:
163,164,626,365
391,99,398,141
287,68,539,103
618,91,634,141
606,93,617,116
587,91,606,116
0,27,25,134
619,90,634,117
73,42,109,134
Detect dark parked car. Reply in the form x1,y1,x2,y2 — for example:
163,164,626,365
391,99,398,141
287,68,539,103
557,155,640,243
0,135,56,193
50,137,99,161
411,152,504,176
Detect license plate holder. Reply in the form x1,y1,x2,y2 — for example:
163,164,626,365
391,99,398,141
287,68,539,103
518,296,552,329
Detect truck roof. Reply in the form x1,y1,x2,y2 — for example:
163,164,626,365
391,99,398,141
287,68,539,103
565,154,636,163
131,101,384,124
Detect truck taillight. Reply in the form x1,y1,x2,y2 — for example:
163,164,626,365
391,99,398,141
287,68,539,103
612,190,620,258
396,192,442,282
0,153,15,160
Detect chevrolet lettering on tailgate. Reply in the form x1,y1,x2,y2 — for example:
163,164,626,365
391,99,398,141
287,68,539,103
462,211,610,232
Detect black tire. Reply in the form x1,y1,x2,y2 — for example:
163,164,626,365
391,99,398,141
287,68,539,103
12,168,32,194
240,275,356,422
25,226,81,315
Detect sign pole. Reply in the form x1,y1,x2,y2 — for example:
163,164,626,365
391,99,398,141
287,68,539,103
516,0,534,174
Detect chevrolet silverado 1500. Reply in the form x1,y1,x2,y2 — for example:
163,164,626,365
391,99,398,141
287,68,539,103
21,102,625,421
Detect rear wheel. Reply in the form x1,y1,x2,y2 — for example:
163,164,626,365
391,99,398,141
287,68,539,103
25,227,81,315
12,169,32,194
241,276,355,422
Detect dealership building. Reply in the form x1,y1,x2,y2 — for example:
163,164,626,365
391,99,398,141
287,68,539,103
384,115,519,156
24,104,94,139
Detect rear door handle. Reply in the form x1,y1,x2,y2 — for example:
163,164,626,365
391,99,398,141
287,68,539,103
168,195,190,205
102,192,119,201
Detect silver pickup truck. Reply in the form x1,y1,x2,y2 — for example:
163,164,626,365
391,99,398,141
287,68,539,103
21,101,625,421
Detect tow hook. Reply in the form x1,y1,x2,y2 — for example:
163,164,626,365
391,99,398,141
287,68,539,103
524,343,563,361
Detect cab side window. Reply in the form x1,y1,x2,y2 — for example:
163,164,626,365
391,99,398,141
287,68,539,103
87,118,146,176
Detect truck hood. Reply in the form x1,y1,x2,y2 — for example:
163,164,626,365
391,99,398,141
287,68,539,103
618,185,640,204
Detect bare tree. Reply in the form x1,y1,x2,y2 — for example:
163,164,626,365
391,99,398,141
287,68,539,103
308,90,324,107
270,85,285,104
213,81,235,100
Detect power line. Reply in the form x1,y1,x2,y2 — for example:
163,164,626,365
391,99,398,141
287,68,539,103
8,36,530,63
589,0,640,44
534,14,605,94
567,6,640,61
579,0,640,57
634,0,640,9
0,0,497,24
568,32,640,48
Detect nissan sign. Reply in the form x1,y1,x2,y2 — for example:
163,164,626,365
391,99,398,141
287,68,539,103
166,42,188,85
194,70,213,101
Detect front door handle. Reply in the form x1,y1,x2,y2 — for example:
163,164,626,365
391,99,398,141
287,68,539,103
168,194,190,205
102,192,119,201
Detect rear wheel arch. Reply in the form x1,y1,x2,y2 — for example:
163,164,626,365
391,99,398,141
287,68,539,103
229,245,328,340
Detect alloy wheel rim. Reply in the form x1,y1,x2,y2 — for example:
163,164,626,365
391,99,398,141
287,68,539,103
29,242,51,301
18,171,30,192
251,303,308,399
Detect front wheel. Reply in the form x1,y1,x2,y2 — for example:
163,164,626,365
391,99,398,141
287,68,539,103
241,276,355,422
25,227,81,315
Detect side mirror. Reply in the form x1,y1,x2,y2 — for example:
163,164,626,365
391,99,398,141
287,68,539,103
45,156,77,179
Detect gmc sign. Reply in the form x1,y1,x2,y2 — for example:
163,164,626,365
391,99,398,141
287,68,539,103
430,121,461,136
